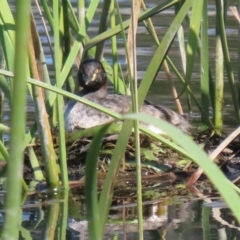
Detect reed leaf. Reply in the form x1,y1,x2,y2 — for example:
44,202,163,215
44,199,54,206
216,0,240,124
40,0,54,31
59,0,99,85
62,0,75,94
115,0,131,94
95,0,111,60
66,123,122,143
138,0,192,104
214,1,224,134
141,1,184,115
85,0,180,51
85,124,110,239
3,0,31,238
41,203,60,239
128,1,143,237
185,1,203,84
123,113,240,223
60,191,69,240
0,123,9,133
110,0,119,93
202,206,211,239
167,57,213,127
27,146,45,181
0,75,10,104
200,0,210,129
0,1,15,76
29,18,59,188
98,120,133,236
0,139,8,161
53,0,68,188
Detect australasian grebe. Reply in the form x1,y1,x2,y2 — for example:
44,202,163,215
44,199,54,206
64,59,189,133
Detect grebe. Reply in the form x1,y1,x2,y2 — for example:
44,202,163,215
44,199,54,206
64,59,189,133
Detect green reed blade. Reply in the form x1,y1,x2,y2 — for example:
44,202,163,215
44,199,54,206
33,0,99,110
115,0,131,94
0,0,15,46
214,1,224,134
167,56,213,127
30,11,51,99
138,0,193,105
59,0,99,84
200,0,210,129
124,113,240,223
29,12,59,187
0,75,10,104
98,120,133,236
216,0,240,125
0,123,9,133
19,226,32,240
85,124,110,240
60,191,69,240
141,1,184,115
0,2,15,73
95,0,111,60
110,0,120,93
177,25,186,75
3,0,31,238
202,206,211,240
139,8,211,127
62,0,75,93
53,0,68,188
28,146,45,181
128,1,143,237
66,123,122,143
185,1,203,84
85,0,180,51
0,139,8,161
41,203,60,239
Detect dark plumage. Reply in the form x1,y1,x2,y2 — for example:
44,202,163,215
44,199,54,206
64,59,189,133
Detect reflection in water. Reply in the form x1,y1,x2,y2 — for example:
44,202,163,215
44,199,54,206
68,196,240,239
1,189,237,239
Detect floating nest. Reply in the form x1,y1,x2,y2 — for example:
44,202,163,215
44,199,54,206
24,129,240,186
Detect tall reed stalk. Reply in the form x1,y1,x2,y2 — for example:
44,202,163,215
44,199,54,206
214,0,224,135
3,1,31,238
53,0,68,188
29,17,59,188
201,0,209,129
128,0,143,237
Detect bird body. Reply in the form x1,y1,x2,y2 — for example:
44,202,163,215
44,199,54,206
64,59,189,133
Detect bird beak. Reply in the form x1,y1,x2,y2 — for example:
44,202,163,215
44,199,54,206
84,75,94,85
85,73,97,86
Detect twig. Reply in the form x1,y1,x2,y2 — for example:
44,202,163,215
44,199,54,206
187,126,240,185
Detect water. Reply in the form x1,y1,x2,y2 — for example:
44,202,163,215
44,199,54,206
0,190,237,239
